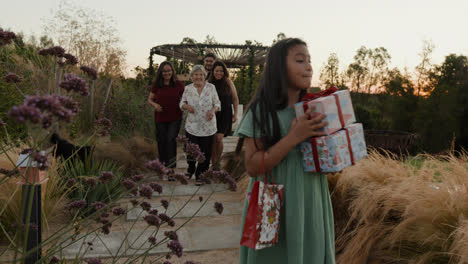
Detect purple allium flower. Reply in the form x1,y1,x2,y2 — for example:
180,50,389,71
163,261,172,264
148,209,158,215
144,214,160,226
84,177,98,188
101,212,110,218
112,207,125,216
176,135,188,144
165,254,171,259
140,201,151,211
172,173,188,185
91,201,107,210
185,142,205,163
99,217,110,225
4,72,22,83
63,53,78,65
148,236,156,245
161,199,169,209
130,199,139,206
167,240,183,258
145,159,169,176
59,74,89,96
67,200,86,210
131,174,144,182
80,66,98,80
39,46,65,57
214,202,224,215
149,182,163,194
95,118,112,136
167,219,175,227
49,256,59,264
122,178,137,191
85,257,102,264
101,222,111,235
158,213,171,223
0,118,5,127
139,184,153,199
87,241,93,246
199,196,203,202
0,168,20,177
98,171,115,183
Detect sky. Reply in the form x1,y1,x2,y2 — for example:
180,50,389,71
1,0,468,85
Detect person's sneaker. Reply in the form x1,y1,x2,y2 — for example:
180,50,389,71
195,179,203,186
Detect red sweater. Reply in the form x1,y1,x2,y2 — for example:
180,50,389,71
151,80,184,123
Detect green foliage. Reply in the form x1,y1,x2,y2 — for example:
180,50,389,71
61,153,125,215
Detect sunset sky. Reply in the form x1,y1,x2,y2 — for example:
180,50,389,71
1,0,467,85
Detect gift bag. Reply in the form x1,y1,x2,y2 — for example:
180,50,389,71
240,152,284,250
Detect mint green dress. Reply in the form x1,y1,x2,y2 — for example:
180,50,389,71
234,107,336,264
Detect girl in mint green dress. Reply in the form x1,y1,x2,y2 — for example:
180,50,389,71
234,38,336,263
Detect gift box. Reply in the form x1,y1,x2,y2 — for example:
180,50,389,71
300,123,367,172
294,88,356,135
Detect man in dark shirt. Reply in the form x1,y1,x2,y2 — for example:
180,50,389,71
203,53,216,80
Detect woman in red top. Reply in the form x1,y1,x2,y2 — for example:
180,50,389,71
148,61,184,172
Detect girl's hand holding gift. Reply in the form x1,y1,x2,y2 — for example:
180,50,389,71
289,105,328,144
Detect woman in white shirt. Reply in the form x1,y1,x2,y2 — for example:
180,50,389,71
180,65,221,185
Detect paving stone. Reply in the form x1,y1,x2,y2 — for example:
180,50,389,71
189,225,241,251
157,183,228,197
127,200,243,221
61,231,126,259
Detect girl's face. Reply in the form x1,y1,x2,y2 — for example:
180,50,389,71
213,66,225,80
286,44,313,90
162,64,173,81
191,70,205,86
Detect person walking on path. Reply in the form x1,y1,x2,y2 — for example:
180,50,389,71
234,38,336,263
148,61,184,176
208,60,239,167
180,65,221,185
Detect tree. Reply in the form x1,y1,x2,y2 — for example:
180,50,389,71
346,46,391,93
42,0,126,76
272,33,287,44
320,53,340,88
415,39,435,96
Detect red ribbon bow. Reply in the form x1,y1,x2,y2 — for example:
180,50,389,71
301,86,338,102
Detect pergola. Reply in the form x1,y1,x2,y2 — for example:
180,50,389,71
148,43,270,76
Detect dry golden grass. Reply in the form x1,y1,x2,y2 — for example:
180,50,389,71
333,150,468,264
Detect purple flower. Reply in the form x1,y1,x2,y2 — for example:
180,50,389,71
112,207,125,216
214,202,224,215
66,178,77,187
84,177,98,188
130,199,139,206
139,184,153,199
87,241,93,246
80,66,98,80
199,196,203,202
158,213,171,223
161,199,169,209
33,151,49,170
131,174,144,182
49,256,59,264
122,178,137,191
167,219,175,227
101,212,110,218
185,261,195,264
0,118,5,127
98,171,115,183
63,53,78,65
4,72,22,83
95,118,112,136
149,182,163,194
0,29,16,46
163,261,172,264
185,142,205,163
101,222,111,234
172,173,188,185
91,201,107,210
144,214,160,226
39,46,65,57
167,240,183,258
0,168,19,178
145,159,169,176
176,135,188,144
67,200,86,210
148,236,156,245
85,257,102,264
148,209,158,215
140,201,151,211
8,105,42,124
59,74,89,96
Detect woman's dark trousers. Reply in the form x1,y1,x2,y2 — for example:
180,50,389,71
186,132,213,180
155,118,181,168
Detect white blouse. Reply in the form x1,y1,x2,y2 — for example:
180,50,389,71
180,82,221,137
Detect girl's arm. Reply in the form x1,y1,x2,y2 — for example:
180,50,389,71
244,107,328,176
228,79,239,122
211,84,221,112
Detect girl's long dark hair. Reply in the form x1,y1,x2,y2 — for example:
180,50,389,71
247,38,307,150
208,60,231,96
153,61,177,88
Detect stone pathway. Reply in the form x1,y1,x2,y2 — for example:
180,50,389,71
61,136,242,260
